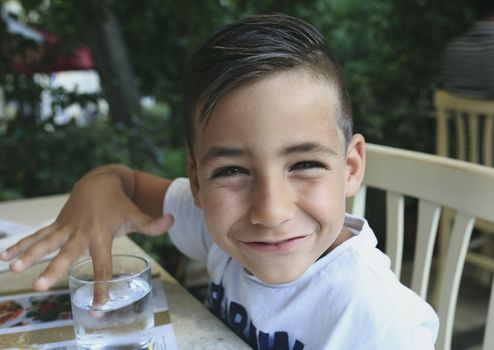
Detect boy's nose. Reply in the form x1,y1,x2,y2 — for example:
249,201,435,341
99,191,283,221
248,178,295,228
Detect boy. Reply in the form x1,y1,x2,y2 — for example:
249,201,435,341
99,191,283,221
1,14,438,349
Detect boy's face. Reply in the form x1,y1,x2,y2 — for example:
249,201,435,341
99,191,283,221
188,69,365,284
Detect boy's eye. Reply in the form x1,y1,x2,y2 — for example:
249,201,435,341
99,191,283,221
290,160,327,171
211,166,249,178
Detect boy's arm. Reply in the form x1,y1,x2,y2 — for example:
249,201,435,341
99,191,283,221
0,165,174,295
133,169,172,219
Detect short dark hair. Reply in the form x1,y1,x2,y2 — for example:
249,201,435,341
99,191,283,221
182,13,353,155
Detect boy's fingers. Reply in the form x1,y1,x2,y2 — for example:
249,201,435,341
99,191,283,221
10,230,68,272
33,237,85,291
93,281,110,308
90,240,113,306
1,225,55,261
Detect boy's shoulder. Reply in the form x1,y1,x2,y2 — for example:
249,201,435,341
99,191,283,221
315,223,393,295
315,221,435,323
312,219,409,304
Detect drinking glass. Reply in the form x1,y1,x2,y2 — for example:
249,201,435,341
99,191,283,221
68,254,154,349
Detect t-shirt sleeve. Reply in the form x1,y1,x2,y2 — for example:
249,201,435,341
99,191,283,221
163,177,213,264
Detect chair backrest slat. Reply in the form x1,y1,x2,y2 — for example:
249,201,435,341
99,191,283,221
484,116,493,166
468,113,479,163
436,212,475,350
436,108,450,157
411,199,441,299
386,192,404,278
455,114,467,160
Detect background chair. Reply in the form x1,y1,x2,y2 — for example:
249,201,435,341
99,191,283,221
434,90,494,282
349,143,494,350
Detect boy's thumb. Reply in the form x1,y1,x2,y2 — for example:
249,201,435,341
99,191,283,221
148,214,174,236
131,213,174,236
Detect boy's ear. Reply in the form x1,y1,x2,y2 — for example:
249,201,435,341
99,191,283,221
344,134,366,197
187,155,202,208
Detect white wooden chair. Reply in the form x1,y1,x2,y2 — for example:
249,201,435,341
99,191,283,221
349,143,494,350
434,89,493,167
434,90,494,281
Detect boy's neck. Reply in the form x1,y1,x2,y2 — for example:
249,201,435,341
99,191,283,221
318,227,354,260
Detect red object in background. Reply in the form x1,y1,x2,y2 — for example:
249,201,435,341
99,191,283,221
10,44,95,74
5,16,95,74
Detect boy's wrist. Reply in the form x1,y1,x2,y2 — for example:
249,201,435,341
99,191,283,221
75,165,136,199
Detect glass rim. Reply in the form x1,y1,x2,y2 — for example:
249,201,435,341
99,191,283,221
68,254,150,284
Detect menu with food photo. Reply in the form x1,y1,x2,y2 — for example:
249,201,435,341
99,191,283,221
0,290,72,333
3,324,177,350
0,278,177,349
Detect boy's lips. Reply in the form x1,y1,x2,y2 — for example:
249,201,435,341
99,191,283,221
241,235,310,253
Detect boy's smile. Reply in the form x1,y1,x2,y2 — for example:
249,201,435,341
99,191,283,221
188,69,365,284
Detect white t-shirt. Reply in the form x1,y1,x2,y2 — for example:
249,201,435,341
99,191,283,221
164,178,439,349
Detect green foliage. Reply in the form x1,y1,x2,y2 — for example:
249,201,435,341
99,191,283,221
0,109,186,200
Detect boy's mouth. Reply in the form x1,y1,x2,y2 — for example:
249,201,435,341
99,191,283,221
243,235,309,253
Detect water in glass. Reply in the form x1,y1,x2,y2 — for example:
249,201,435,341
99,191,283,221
71,276,154,349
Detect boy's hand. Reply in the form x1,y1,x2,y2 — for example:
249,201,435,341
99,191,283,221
0,171,173,296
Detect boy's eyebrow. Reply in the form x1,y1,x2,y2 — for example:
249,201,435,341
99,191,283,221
200,142,338,166
199,146,248,166
282,142,339,156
